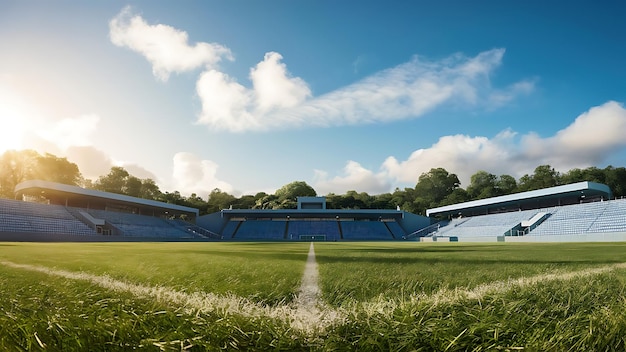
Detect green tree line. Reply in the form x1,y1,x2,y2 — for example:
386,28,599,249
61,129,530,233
1,149,625,216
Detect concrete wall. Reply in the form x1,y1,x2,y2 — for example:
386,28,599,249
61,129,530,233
196,212,227,234
399,212,431,235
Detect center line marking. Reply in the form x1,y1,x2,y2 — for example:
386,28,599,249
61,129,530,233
296,242,321,309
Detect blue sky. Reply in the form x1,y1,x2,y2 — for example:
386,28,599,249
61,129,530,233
1,1,625,197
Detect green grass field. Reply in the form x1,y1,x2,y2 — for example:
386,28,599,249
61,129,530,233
1,241,626,351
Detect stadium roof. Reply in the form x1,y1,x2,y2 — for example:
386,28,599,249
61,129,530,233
14,180,199,218
220,208,405,220
426,181,612,218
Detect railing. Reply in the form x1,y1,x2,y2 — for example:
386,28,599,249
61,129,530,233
404,221,449,239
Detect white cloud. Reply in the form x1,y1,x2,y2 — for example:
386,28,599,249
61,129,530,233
382,131,520,187
314,101,626,192
109,7,232,81
64,146,159,183
118,163,158,181
196,52,312,132
36,114,100,151
195,70,256,131
487,79,536,109
195,48,533,132
313,161,391,195
33,115,160,183
65,146,114,180
520,100,626,170
171,152,233,196
108,9,533,132
250,52,312,113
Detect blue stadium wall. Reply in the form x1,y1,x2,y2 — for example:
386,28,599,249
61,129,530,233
197,209,431,240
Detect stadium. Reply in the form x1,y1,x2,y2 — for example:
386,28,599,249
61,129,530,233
1,178,625,242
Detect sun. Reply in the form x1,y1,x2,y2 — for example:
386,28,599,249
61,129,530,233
0,95,27,154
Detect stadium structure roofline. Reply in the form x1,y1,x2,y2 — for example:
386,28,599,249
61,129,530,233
220,208,404,219
14,180,199,218
426,181,612,218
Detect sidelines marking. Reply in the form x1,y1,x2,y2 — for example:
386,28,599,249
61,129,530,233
417,262,626,306
0,248,344,334
2,259,626,332
355,262,626,315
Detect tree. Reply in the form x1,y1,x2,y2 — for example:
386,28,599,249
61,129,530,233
139,179,162,200
496,174,517,195
517,165,561,192
35,153,82,186
124,176,143,198
254,193,280,209
413,168,461,213
233,194,256,209
561,166,607,185
371,193,394,209
441,188,470,206
466,171,498,200
185,193,209,213
207,188,237,213
391,187,418,213
91,167,162,200
604,166,626,199
0,150,39,198
93,167,130,194
160,191,184,205
273,181,316,209
0,150,83,198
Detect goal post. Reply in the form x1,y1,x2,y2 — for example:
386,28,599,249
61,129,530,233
299,234,326,241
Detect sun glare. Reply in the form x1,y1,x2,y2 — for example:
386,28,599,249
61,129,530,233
0,97,27,154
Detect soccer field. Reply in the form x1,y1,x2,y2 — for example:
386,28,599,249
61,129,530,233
1,242,626,350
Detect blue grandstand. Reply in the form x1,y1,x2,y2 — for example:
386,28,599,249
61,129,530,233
422,182,626,242
197,197,427,241
0,180,625,242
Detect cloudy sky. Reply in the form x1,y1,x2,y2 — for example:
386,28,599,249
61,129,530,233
1,1,625,197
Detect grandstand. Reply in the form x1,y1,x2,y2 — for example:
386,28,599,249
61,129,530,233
422,182,626,242
1,180,625,242
0,198,96,237
0,180,209,241
196,197,430,241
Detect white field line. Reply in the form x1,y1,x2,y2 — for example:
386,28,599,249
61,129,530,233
296,242,321,309
356,262,626,315
2,259,626,331
288,242,343,333
0,251,345,334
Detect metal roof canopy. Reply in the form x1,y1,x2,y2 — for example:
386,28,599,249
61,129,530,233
426,181,612,218
14,180,199,219
220,208,404,220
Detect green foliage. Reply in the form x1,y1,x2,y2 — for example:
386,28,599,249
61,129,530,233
412,168,461,214
206,188,237,213
90,166,163,201
36,153,82,186
496,174,517,195
466,170,497,199
0,150,82,198
518,165,561,192
275,181,317,209
2,148,626,213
